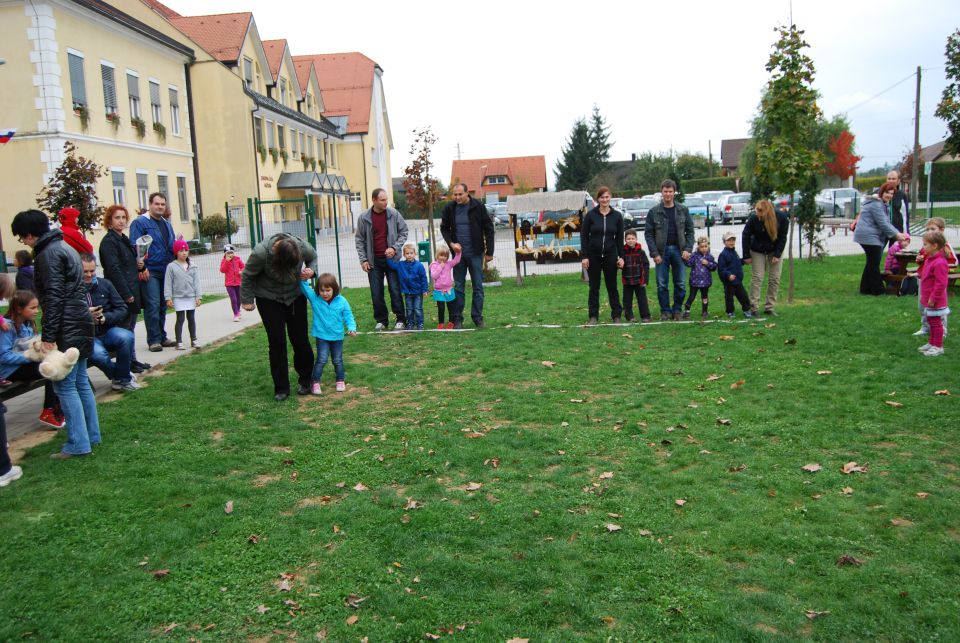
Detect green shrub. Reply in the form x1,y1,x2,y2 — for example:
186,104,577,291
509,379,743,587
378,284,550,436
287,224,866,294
684,176,739,193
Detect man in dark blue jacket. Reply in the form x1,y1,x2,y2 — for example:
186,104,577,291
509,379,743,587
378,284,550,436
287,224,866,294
440,183,495,329
80,254,139,391
129,192,175,352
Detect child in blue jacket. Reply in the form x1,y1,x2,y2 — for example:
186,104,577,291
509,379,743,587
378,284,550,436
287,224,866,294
717,231,754,319
300,273,356,394
387,242,429,330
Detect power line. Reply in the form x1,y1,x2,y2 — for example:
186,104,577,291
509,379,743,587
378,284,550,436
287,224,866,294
845,71,917,113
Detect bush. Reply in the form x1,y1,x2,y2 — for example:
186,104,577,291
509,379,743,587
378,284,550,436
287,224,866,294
855,176,886,193
199,213,235,239
684,176,739,193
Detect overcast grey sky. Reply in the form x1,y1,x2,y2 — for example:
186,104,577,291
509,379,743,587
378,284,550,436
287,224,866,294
164,0,958,189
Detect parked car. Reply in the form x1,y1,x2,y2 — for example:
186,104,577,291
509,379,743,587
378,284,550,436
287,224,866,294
683,196,709,228
641,193,663,203
622,198,658,227
714,192,753,224
694,190,733,219
492,203,509,226
816,188,862,217
610,197,625,213
513,211,539,226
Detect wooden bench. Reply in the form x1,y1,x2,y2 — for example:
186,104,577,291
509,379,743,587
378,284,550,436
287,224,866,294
885,271,960,295
0,378,46,403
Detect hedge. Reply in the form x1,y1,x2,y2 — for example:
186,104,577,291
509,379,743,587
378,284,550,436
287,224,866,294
855,176,886,192
917,160,960,200
684,176,739,193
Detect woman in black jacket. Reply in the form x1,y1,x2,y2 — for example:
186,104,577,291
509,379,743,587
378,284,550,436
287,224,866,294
99,204,149,372
580,187,625,324
11,209,99,459
741,199,789,315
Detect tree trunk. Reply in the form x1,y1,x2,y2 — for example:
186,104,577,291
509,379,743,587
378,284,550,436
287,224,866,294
787,214,796,303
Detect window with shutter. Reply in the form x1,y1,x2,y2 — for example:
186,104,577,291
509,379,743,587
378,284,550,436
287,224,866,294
68,53,86,109
243,57,253,88
149,81,161,124
101,64,117,114
169,88,180,136
136,173,149,210
127,73,140,120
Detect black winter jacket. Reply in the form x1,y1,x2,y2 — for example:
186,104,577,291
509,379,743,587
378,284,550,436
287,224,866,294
99,229,142,312
33,229,94,358
741,211,789,258
440,197,495,257
581,207,624,259
84,277,128,337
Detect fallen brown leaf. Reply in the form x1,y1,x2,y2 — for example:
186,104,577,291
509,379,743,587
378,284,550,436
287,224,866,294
344,594,368,609
605,523,622,532
934,389,951,396
817,370,832,376
506,639,530,643
224,501,234,514
607,512,623,518
805,610,830,620
841,487,854,496
598,471,614,480
622,333,633,339
403,498,422,510
345,614,359,625
602,615,617,627
836,555,865,567
728,464,747,473
152,569,170,579
465,432,486,439
706,374,723,382
916,491,930,499
277,579,292,592
841,462,868,474
716,418,732,426
719,335,735,341
255,605,270,614
247,534,259,544
570,399,584,404
890,517,914,527
464,482,482,491
162,623,179,634
541,360,556,368
885,400,904,408
353,483,369,492
730,379,746,390
801,463,822,473
675,499,687,507
784,338,797,345
424,634,441,641
638,529,653,537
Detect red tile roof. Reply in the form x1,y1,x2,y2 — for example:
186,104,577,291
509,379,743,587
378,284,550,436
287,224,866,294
140,0,180,19
450,156,548,194
261,39,286,83
168,12,252,64
293,60,315,98
293,52,377,135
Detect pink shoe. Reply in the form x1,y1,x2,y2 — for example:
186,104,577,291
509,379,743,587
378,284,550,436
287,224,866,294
310,383,321,395
233,314,241,322
335,381,345,392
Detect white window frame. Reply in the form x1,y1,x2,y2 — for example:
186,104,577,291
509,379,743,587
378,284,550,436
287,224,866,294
135,170,149,210
67,49,87,110
176,174,189,224
111,167,125,205
100,60,117,115
148,79,162,125
168,86,181,136
266,120,275,148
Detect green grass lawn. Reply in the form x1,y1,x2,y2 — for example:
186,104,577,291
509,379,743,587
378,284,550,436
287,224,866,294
2,255,958,641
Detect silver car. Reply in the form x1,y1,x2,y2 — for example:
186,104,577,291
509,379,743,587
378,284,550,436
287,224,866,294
816,188,862,217
715,192,753,224
622,198,658,227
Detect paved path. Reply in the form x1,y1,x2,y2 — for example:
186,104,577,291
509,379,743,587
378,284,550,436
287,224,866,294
5,297,262,442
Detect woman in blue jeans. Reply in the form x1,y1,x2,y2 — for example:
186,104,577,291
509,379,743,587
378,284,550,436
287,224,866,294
11,210,99,459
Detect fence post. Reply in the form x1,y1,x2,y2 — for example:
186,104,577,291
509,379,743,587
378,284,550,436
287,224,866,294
247,197,257,247
332,192,342,287
225,201,232,245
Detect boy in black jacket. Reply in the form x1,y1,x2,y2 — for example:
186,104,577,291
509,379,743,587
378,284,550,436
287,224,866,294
621,229,651,322
717,231,753,319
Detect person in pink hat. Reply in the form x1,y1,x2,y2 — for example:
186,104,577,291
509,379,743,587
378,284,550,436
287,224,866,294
163,239,202,349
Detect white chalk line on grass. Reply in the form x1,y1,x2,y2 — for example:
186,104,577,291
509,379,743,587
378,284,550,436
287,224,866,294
356,317,769,335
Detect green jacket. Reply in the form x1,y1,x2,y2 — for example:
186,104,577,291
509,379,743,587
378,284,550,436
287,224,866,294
240,233,318,305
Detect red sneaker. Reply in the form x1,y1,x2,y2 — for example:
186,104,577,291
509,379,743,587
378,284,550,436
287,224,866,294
445,322,454,329
437,323,445,330
38,408,66,429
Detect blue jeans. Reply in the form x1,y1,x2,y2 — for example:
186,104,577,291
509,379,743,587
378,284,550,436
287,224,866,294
52,358,100,455
89,326,135,383
142,269,168,345
368,256,405,326
313,339,344,382
404,293,424,328
655,244,686,314
452,254,485,324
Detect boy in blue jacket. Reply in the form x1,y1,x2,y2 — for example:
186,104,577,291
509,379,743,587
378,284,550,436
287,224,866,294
387,242,429,330
300,273,356,394
717,231,754,319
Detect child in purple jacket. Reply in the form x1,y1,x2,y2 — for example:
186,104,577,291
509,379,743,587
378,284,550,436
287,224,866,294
683,236,718,319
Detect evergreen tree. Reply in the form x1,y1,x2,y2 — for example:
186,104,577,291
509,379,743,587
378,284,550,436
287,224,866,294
588,105,612,170
554,118,594,191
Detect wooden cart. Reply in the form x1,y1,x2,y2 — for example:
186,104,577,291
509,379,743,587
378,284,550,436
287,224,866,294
506,191,595,285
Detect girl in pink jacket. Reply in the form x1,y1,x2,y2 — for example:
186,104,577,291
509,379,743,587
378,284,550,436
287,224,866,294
918,230,950,357
219,244,245,321
429,244,460,329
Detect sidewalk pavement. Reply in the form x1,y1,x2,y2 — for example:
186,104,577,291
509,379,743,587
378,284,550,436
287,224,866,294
5,296,262,442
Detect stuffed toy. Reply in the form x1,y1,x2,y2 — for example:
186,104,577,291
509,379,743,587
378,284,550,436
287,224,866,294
22,336,80,382
58,207,94,254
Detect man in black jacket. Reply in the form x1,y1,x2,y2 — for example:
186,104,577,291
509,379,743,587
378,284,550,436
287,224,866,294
11,209,99,459
440,183,495,328
80,254,139,392
886,170,909,234
643,180,695,320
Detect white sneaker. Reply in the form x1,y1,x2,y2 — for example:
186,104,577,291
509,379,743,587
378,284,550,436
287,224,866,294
917,343,932,352
922,345,944,356
913,328,929,336
191,340,201,348
394,322,405,330
374,322,386,331
0,465,23,487
176,342,185,350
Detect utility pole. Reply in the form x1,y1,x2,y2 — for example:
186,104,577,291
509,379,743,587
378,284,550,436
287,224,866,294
911,65,921,218
456,142,461,160
708,140,713,177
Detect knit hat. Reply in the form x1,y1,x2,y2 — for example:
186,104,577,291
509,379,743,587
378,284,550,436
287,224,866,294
173,239,190,253
722,231,737,241
223,244,235,253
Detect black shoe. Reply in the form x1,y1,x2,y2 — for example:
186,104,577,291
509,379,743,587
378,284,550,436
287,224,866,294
764,309,777,317
148,344,162,352
453,321,463,329
641,317,652,323
130,361,151,373
474,318,485,329
682,310,691,320
587,317,598,326
160,339,177,348
625,317,635,323
660,312,670,322
612,316,621,324
274,392,289,402
296,384,311,396
672,312,682,321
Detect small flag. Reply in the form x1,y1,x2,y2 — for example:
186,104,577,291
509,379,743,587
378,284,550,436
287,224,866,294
0,128,16,144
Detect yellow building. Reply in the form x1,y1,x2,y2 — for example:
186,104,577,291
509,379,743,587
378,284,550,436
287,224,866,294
0,0,200,255
295,53,394,214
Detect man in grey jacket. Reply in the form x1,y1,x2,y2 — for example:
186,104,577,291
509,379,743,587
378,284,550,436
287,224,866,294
355,187,409,330
644,179,695,320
